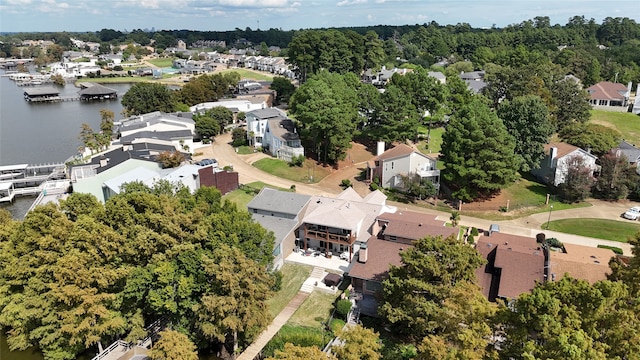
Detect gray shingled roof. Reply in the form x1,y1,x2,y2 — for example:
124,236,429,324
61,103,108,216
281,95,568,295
23,86,60,96
248,108,283,120
78,83,118,96
252,214,299,244
247,188,311,217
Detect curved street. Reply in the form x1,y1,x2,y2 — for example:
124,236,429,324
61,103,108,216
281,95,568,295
195,133,635,256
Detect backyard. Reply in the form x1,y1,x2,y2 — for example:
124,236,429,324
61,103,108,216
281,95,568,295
222,181,290,209
590,109,640,144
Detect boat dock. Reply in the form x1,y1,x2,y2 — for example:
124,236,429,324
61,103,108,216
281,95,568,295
0,163,68,205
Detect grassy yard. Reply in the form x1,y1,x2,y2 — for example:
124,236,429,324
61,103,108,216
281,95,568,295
235,145,255,155
220,68,274,81
544,218,640,242
288,291,339,328
146,58,175,68
417,126,445,155
252,158,331,183
266,263,312,320
590,110,640,145
222,181,289,209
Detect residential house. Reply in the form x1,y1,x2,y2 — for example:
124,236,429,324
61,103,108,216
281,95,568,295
587,81,631,111
531,142,598,187
362,66,413,87
613,140,640,175
115,111,195,153
263,118,304,162
247,188,312,269
427,71,446,84
245,108,294,149
367,143,440,190
348,210,458,315
459,70,486,94
475,232,546,302
190,99,267,122
298,187,397,261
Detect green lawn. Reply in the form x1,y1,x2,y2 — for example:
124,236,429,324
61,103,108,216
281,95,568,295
266,263,312,320
590,110,640,145
74,77,152,85
417,126,445,155
222,181,289,209
236,145,254,155
252,158,330,183
288,291,339,328
219,68,274,81
544,218,640,242
146,58,175,68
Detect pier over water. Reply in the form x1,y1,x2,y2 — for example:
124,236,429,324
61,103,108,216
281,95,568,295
0,163,69,208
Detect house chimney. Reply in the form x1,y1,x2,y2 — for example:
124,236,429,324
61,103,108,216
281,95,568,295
99,155,108,167
549,147,558,167
376,141,385,156
358,244,368,263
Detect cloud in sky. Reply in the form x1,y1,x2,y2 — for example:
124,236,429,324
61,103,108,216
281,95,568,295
0,0,637,32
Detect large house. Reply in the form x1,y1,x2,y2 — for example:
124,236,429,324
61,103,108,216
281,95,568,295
115,111,196,153
367,143,440,190
587,81,631,111
247,188,311,269
245,108,304,161
348,210,459,315
531,142,598,186
298,187,396,260
613,140,640,175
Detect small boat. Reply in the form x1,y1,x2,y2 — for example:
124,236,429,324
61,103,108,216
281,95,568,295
0,172,23,180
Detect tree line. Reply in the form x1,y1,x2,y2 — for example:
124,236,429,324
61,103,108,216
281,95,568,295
0,183,277,360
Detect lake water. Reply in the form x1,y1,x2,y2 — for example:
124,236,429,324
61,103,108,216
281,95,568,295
0,72,129,218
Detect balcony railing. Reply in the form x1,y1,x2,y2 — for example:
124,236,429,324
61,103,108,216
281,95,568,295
416,168,440,178
305,227,354,244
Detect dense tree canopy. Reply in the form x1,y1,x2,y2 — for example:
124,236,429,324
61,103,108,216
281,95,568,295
497,95,555,171
0,183,275,359
559,122,621,156
440,99,520,201
121,82,176,116
289,71,359,164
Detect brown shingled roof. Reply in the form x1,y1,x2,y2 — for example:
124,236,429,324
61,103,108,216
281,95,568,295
475,233,545,300
549,243,615,284
586,81,628,101
377,211,457,240
544,142,579,158
376,143,415,161
348,235,408,282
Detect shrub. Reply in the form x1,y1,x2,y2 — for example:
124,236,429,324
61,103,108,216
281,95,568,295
289,154,305,167
270,270,283,292
290,184,296,192
470,227,479,236
546,237,564,249
597,244,623,255
499,206,508,212
370,182,379,191
336,299,352,318
341,179,352,188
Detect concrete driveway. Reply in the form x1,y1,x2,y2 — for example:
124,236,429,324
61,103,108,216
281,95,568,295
194,134,637,256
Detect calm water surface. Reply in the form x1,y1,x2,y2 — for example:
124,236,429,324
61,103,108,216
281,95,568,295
0,72,129,218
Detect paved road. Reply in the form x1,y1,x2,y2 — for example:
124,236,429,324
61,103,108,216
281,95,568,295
195,135,637,256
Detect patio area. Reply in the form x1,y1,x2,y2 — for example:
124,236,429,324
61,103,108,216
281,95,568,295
285,249,353,274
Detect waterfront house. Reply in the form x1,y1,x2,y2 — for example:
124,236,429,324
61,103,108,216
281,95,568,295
115,111,195,152
247,188,312,269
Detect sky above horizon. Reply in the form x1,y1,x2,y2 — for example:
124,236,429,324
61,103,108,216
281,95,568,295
0,0,638,33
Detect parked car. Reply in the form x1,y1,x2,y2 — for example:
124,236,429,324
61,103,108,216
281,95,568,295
197,158,218,167
623,207,640,220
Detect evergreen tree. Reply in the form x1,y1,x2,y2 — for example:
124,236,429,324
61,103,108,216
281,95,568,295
440,99,520,201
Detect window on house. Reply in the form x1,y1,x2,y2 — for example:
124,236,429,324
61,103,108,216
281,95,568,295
391,162,394,169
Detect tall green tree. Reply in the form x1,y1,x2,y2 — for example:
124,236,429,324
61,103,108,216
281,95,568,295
194,246,273,355
592,152,637,200
150,329,199,360
289,71,359,164
498,277,640,360
332,325,381,360
440,99,520,201
378,235,488,341
550,77,592,130
557,155,595,203
375,84,419,143
497,95,555,171
121,82,176,116
559,123,620,156
270,77,295,105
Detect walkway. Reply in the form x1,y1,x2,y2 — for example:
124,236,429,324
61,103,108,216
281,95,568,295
236,292,309,360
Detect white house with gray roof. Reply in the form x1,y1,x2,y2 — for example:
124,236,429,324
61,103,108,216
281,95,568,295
115,111,195,153
246,108,303,161
299,187,396,260
247,188,311,269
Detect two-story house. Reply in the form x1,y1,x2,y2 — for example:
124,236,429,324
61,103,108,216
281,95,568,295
367,143,440,190
245,108,303,161
531,142,598,186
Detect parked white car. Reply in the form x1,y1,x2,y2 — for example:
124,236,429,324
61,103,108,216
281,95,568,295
623,207,640,220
